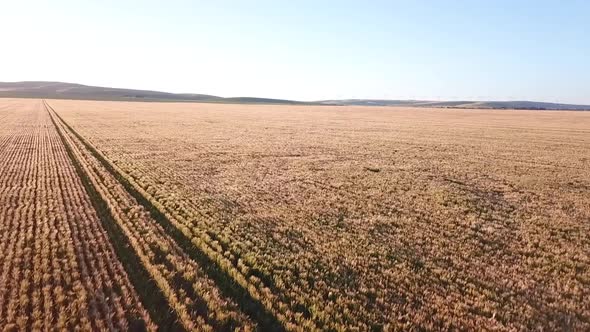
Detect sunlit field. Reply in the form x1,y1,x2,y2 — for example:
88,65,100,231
1,98,589,330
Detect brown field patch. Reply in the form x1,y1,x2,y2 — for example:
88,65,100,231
2,97,589,330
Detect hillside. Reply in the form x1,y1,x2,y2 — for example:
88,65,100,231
0,81,220,102
320,99,590,110
1,81,588,109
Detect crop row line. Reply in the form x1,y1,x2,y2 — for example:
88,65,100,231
44,100,176,331
47,101,322,330
1,102,152,330
45,100,262,331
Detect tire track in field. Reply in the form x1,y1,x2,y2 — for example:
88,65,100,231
1,101,153,330
43,100,183,331
45,100,286,331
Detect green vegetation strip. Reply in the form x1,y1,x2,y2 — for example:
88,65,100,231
47,102,285,331
45,101,185,332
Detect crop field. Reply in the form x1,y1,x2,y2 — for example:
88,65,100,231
1,98,589,330
0,100,152,330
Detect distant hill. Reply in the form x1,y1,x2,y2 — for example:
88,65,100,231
1,81,588,109
223,97,307,105
319,99,590,110
0,81,221,102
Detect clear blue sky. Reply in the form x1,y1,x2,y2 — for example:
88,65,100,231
1,0,589,103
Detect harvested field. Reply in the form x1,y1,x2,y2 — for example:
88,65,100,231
1,97,589,330
0,99,152,330
47,99,590,330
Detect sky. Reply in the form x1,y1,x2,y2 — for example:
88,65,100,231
1,0,589,103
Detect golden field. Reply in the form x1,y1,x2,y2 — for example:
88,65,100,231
1,98,589,330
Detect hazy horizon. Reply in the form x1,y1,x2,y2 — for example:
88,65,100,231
2,0,589,103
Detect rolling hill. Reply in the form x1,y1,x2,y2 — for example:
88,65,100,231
1,81,588,109
0,81,305,104
0,81,220,102
319,99,590,110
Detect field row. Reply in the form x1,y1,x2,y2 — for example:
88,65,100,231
0,100,152,330
1,99,287,331
46,101,266,331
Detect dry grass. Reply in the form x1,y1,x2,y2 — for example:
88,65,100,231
49,99,590,330
3,96,589,330
47,101,256,331
0,99,153,330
